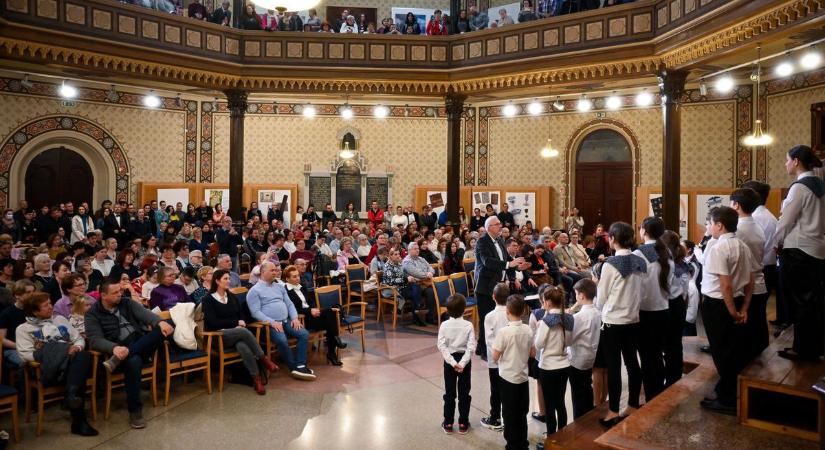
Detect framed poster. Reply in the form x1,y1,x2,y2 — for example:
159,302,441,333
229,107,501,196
695,194,727,235
648,193,689,238
258,190,292,228
205,189,229,212
157,189,189,208
506,192,536,227
426,190,448,215
472,191,501,214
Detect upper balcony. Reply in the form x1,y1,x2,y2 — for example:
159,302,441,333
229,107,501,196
0,0,823,96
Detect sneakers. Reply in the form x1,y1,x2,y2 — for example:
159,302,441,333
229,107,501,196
458,423,469,435
480,416,503,431
290,366,317,381
129,411,147,429
103,355,121,373
441,422,454,434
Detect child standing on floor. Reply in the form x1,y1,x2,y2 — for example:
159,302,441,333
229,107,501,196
567,278,601,419
596,222,646,427
437,293,476,435
492,295,535,450
534,286,574,436
481,283,510,432
528,283,552,426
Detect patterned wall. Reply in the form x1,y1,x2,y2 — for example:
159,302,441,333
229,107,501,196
0,92,185,204
766,84,825,187
211,113,448,208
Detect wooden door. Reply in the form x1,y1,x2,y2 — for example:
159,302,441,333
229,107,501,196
25,147,93,208
575,162,632,234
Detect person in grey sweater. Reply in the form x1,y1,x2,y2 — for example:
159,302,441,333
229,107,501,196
85,279,173,429
402,242,437,324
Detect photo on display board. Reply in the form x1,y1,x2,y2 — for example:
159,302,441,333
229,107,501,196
648,193,689,238
472,191,501,214
258,190,292,227
506,192,536,227
205,189,229,211
695,194,727,233
426,191,447,215
157,189,189,209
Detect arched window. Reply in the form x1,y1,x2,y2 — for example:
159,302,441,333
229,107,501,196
341,132,357,150
576,129,630,163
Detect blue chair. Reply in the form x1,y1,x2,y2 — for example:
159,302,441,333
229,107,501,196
157,310,211,406
0,338,19,443
462,259,476,295
449,272,479,329
430,276,454,328
345,264,374,307
316,284,366,352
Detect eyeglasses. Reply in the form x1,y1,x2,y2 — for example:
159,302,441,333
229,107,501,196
73,282,87,287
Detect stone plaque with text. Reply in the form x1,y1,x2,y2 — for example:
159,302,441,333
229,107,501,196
335,160,361,211
366,177,389,209
309,176,331,210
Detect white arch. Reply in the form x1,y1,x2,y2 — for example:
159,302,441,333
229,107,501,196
9,132,116,208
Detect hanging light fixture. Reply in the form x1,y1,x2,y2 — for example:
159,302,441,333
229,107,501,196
340,104,354,120
743,46,774,147
339,141,355,159
539,102,559,158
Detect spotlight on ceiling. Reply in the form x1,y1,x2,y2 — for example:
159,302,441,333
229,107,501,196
373,105,389,118
715,76,735,94
303,104,316,118
174,93,183,108
20,74,33,89
577,95,592,112
340,105,354,120
775,55,794,77
143,91,162,108
552,96,565,111
527,100,543,115
800,48,822,70
502,102,517,117
59,81,78,99
635,90,653,107
699,81,708,96
606,93,622,110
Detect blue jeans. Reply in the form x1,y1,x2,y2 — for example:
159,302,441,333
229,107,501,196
121,329,164,413
269,320,310,370
3,349,22,369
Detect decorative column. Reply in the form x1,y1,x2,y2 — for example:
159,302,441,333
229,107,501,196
446,88,467,227
225,89,247,221
659,69,688,233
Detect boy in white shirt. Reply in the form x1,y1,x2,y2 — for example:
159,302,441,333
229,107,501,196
480,283,509,431
492,295,534,450
567,278,601,419
700,206,761,415
534,286,574,436
437,294,476,435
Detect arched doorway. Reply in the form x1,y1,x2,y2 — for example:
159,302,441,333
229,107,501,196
574,129,633,233
24,147,93,208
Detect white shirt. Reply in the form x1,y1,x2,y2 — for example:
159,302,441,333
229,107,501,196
492,236,506,281
752,205,778,266
176,278,198,295
436,317,476,368
534,309,572,371
735,216,767,295
287,283,308,309
776,171,825,259
484,305,508,368
633,241,673,312
141,281,158,299
390,214,408,229
91,258,114,277
211,292,228,304
701,233,762,299
595,249,644,325
493,321,533,384
568,304,601,370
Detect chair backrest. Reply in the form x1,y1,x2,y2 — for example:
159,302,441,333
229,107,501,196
157,310,172,320
315,285,343,309
462,259,475,273
345,264,367,282
430,263,442,277
449,272,469,297
230,286,251,321
431,275,453,307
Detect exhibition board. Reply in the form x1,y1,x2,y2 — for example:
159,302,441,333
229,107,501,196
414,185,553,230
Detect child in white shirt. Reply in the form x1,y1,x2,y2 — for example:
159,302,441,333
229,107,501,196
567,278,601,419
437,294,476,435
534,286,573,435
480,283,510,431
492,295,534,450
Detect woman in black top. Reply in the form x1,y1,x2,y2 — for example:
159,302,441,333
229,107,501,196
202,269,277,395
283,265,346,366
109,248,140,281
240,4,261,30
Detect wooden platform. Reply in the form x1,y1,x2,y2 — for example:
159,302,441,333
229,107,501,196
738,328,824,442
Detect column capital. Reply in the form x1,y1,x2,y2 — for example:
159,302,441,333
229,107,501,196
658,69,689,104
224,89,248,117
445,89,467,118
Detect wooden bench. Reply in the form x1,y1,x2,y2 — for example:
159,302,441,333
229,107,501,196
738,328,824,442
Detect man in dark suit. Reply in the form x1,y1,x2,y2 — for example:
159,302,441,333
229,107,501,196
105,203,129,249
211,0,232,26
474,216,526,358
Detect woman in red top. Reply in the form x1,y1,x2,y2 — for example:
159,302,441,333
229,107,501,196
367,200,384,238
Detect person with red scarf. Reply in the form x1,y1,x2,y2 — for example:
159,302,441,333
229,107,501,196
368,200,384,238
426,10,449,35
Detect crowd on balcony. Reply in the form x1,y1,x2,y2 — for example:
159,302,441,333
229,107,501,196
119,0,636,34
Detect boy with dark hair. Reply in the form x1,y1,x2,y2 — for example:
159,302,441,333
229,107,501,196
730,188,769,359
492,295,534,450
437,293,475,435
700,206,761,415
481,283,509,431
568,278,601,418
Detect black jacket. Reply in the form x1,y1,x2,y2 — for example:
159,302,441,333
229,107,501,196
210,7,231,25
497,211,515,230
286,285,316,315
421,212,438,231
473,233,508,296
85,299,161,354
202,291,251,331
216,228,243,256
470,215,485,231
